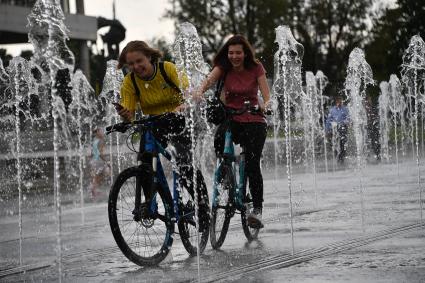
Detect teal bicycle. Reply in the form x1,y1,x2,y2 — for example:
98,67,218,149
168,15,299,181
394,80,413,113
210,102,267,249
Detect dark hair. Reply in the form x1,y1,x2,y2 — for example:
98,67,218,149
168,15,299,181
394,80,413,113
213,34,259,72
118,41,163,69
92,127,101,134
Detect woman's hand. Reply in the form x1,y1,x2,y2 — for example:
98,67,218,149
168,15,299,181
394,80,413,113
117,107,133,122
173,103,188,113
260,100,272,114
192,88,205,102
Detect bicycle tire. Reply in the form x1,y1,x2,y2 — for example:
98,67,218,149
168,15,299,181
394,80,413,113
178,169,210,255
210,164,234,249
241,192,260,241
108,166,174,266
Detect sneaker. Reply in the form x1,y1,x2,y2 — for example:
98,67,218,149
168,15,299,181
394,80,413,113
247,208,264,229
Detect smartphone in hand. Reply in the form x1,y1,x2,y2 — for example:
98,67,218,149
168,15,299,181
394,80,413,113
112,102,124,111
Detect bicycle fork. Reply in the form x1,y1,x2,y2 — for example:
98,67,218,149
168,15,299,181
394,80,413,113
235,152,247,211
133,153,158,222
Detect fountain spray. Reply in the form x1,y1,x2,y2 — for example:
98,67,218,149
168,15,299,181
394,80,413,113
28,0,76,280
401,35,425,223
378,81,390,162
100,60,124,184
345,48,374,232
173,22,211,282
273,25,304,254
316,71,329,173
69,70,95,224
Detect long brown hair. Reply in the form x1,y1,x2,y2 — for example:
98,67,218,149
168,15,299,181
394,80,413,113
117,41,163,69
213,34,259,72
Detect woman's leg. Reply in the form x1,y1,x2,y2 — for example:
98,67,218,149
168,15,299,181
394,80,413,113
232,122,267,210
213,123,228,157
91,173,102,198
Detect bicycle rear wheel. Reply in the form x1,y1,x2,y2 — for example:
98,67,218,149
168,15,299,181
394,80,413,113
178,170,210,255
108,166,174,266
210,164,234,249
241,192,260,241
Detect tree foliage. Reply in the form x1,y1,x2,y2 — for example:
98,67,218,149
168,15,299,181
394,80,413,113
166,0,374,96
366,0,425,82
166,0,290,72
296,1,373,88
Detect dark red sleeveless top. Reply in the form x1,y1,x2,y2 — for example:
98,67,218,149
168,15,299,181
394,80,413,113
222,63,266,123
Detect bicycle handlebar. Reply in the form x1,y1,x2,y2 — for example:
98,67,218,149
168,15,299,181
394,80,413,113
105,113,169,135
225,103,272,117
105,104,272,134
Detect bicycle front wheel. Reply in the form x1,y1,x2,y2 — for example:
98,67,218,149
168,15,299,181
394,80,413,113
210,164,234,249
108,166,174,266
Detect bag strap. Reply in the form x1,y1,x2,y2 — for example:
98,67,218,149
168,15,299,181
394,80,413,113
159,62,182,94
129,62,182,100
215,72,227,98
130,72,140,98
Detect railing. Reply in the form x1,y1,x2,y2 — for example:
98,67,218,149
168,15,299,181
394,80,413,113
0,0,37,7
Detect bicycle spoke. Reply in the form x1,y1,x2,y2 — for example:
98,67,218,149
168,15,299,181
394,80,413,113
109,168,173,265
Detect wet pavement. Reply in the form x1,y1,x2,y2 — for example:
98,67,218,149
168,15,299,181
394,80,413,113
1,159,425,282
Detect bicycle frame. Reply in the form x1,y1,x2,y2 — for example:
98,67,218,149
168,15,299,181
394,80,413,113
212,127,247,212
134,123,188,224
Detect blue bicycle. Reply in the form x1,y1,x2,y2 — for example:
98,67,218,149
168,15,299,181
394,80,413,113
106,114,210,266
210,103,266,249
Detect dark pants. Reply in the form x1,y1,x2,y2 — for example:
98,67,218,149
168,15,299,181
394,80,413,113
368,124,381,160
151,113,205,202
214,121,267,209
338,124,347,163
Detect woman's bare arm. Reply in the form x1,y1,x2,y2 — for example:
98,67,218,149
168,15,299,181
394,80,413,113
197,66,223,98
258,74,271,111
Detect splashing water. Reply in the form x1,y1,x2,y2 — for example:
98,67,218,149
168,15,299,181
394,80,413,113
388,74,408,157
345,47,375,231
28,0,75,76
401,35,425,222
100,60,124,185
69,70,95,224
28,0,77,280
273,25,304,254
5,57,38,265
378,81,390,162
304,71,319,205
0,58,9,84
316,71,329,173
173,22,211,281
388,74,404,187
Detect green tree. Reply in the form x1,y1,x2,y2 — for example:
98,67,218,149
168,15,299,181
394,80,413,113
294,0,374,95
149,37,174,62
366,0,425,82
166,0,290,72
167,0,374,96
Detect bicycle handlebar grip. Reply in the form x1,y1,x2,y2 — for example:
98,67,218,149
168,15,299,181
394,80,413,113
263,109,273,116
105,125,114,134
105,123,130,134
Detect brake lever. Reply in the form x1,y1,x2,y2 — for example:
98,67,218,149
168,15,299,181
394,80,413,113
263,109,273,116
248,105,260,113
105,125,113,132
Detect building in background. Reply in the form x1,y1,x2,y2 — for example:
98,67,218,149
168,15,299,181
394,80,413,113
0,0,97,79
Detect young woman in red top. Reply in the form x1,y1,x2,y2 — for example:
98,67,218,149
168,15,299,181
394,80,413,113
199,34,271,228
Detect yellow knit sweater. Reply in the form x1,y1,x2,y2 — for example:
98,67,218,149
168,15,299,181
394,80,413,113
120,61,188,115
